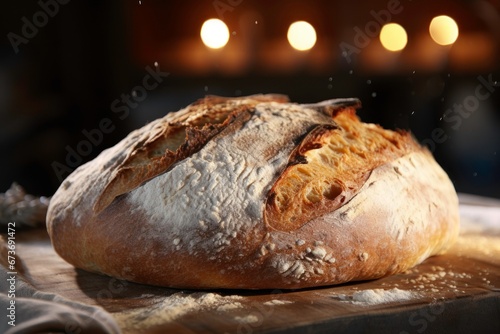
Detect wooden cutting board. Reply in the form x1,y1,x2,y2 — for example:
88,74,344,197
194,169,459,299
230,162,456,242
12,199,500,334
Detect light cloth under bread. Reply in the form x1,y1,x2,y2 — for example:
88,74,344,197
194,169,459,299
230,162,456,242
0,239,121,334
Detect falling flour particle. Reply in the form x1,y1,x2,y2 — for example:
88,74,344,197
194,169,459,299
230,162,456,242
114,292,243,330
335,288,419,306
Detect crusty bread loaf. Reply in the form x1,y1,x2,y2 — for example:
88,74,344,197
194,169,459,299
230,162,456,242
46,95,459,289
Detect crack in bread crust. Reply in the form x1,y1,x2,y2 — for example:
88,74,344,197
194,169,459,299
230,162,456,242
93,94,288,213
265,107,421,231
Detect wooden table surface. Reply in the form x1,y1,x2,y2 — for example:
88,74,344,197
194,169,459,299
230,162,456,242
11,195,500,333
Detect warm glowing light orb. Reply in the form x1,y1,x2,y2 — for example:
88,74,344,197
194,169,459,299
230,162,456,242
200,19,230,49
429,15,459,46
380,23,408,52
287,21,317,51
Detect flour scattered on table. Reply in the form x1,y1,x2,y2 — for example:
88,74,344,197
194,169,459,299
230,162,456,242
263,299,293,306
114,292,243,330
333,288,420,306
217,302,243,311
235,314,260,324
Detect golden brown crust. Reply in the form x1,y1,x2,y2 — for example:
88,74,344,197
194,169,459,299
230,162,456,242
47,95,460,290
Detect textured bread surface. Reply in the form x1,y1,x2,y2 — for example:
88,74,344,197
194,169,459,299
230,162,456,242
47,95,460,289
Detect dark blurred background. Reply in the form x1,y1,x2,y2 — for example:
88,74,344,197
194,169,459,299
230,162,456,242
0,0,499,198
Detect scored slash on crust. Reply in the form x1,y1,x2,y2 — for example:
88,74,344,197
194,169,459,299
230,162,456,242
264,103,420,232
93,94,288,214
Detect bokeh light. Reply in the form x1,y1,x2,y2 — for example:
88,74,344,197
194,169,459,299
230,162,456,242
200,19,230,49
287,21,317,51
380,23,408,52
429,15,459,46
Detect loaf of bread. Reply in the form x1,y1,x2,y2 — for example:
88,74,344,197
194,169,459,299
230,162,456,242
46,95,459,289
